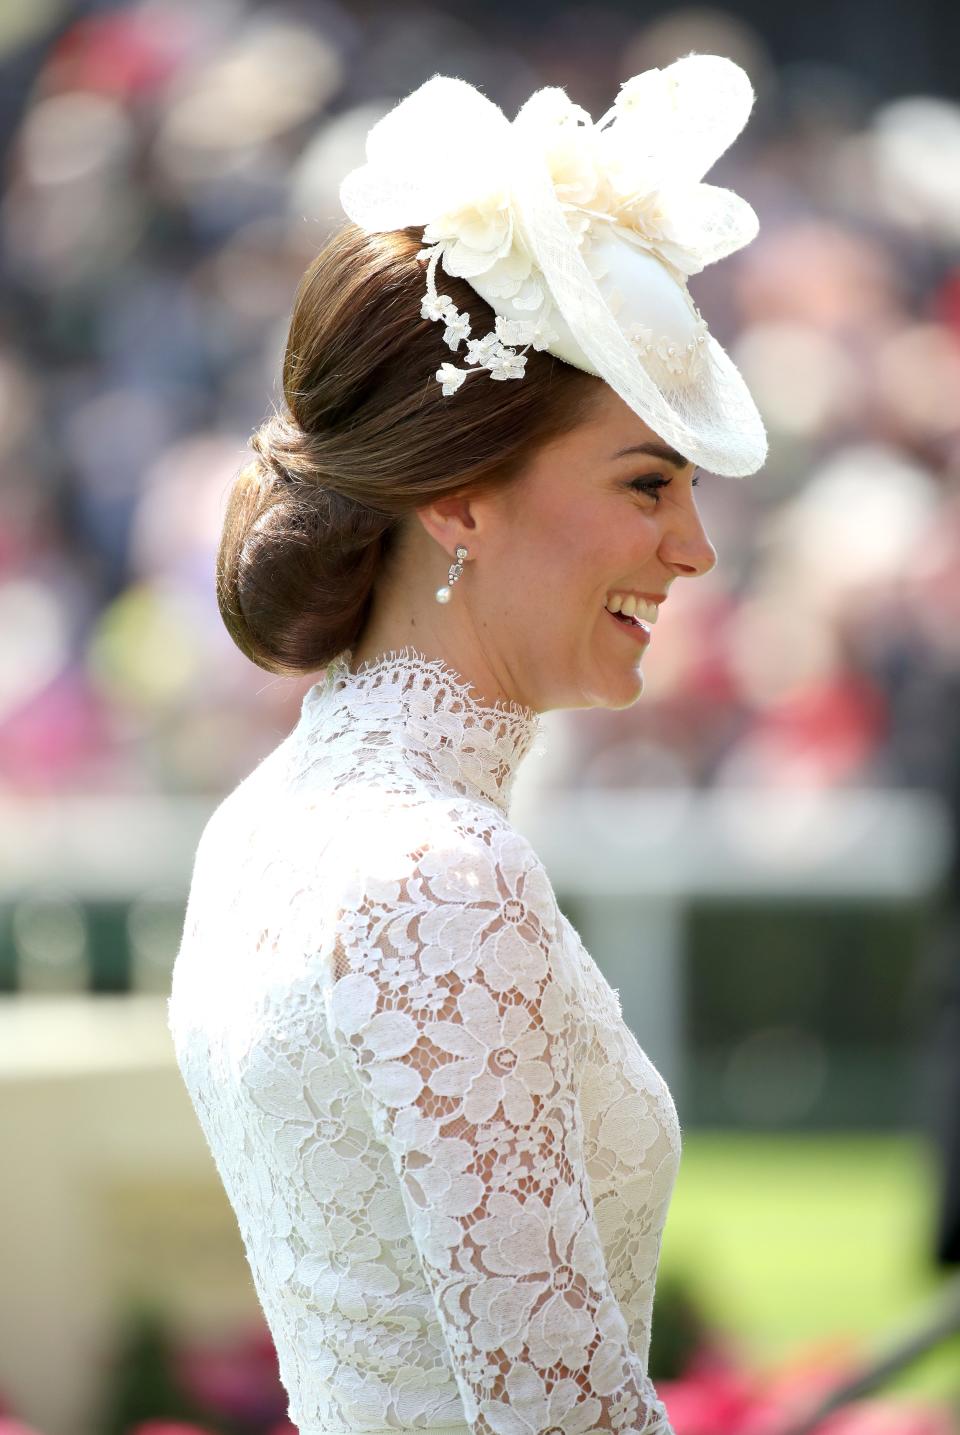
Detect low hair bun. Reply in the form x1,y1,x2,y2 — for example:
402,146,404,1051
217,411,394,677
248,414,301,490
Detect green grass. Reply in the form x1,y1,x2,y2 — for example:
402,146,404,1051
658,1132,960,1403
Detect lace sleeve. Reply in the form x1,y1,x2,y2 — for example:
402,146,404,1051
326,820,673,1435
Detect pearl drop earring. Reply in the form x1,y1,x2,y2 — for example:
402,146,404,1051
435,545,468,604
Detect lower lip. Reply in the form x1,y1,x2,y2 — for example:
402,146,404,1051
606,606,652,645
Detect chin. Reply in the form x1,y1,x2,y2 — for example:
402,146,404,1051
608,669,645,709
582,659,645,711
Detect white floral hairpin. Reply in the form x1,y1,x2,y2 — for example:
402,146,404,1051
417,243,557,394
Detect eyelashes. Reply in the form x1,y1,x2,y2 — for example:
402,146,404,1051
629,473,701,504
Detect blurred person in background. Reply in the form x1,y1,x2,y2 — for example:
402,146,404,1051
167,58,768,1435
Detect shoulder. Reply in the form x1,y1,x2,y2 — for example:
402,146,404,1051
328,802,576,1048
338,796,555,910
330,798,564,978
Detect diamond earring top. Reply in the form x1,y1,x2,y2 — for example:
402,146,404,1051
435,545,469,604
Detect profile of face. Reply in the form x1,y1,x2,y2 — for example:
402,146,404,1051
360,383,718,714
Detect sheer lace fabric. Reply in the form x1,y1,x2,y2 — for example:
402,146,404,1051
168,648,682,1435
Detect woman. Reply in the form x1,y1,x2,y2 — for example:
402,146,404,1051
168,59,767,1435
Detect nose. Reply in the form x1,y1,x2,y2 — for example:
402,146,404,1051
658,486,718,579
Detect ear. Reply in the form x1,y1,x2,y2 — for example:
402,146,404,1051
414,492,480,557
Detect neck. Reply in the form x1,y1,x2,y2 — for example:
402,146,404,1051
313,647,545,818
348,624,536,716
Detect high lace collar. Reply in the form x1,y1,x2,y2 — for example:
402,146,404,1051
302,645,545,818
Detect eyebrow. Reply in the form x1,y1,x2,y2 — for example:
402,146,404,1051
610,441,693,470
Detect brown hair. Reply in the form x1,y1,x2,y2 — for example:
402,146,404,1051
216,222,602,676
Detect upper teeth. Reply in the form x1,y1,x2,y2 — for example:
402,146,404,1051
605,593,659,623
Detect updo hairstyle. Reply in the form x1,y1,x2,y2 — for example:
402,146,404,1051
217,223,602,676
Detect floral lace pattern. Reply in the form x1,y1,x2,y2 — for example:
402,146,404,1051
168,648,682,1435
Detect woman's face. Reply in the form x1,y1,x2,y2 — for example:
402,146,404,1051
469,383,719,712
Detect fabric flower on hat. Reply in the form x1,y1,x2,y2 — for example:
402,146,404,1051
591,54,760,280
338,78,515,254
423,181,516,280
511,92,607,258
481,257,544,307
614,66,682,117
535,92,603,209
338,77,538,306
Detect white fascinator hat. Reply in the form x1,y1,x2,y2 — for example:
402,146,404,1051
339,55,767,478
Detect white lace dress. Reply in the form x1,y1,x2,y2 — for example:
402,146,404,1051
167,648,682,1435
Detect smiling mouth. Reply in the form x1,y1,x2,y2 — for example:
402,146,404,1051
604,605,651,642
605,603,649,630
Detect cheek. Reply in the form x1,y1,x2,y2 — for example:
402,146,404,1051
500,502,581,590
500,495,658,605
583,509,659,583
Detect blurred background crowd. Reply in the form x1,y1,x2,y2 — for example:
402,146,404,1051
3,2,960,1434
1,0,960,799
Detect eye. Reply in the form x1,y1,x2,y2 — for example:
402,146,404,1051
629,473,700,504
